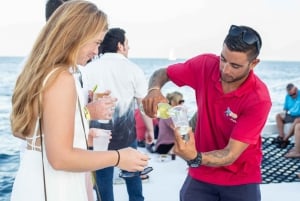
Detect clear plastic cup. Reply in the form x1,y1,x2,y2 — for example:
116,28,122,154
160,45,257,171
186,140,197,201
168,105,189,140
93,92,110,101
139,102,172,119
92,128,111,151
157,103,172,119
93,91,112,123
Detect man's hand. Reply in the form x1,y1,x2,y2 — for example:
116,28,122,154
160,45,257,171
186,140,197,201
142,68,170,117
173,127,198,161
145,130,154,144
142,89,168,118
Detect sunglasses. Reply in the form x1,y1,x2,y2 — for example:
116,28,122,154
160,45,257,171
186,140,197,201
228,25,261,53
119,166,153,178
178,100,185,104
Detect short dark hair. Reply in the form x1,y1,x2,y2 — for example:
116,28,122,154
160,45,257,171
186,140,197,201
99,28,126,54
286,83,295,91
224,25,262,61
45,0,69,21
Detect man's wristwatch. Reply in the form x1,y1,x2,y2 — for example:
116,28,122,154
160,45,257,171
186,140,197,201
187,152,202,168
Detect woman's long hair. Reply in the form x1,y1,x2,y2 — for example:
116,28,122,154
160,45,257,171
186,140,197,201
11,0,108,136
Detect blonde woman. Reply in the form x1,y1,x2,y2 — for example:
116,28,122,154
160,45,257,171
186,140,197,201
10,1,148,201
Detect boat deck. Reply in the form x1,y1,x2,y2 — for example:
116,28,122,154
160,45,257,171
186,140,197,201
112,130,300,201
113,148,300,201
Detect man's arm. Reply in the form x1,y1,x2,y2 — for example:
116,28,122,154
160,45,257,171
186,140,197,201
137,98,154,144
142,68,170,118
173,129,249,167
202,139,248,167
148,68,170,89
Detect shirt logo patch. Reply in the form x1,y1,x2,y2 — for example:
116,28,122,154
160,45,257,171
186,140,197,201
225,107,238,123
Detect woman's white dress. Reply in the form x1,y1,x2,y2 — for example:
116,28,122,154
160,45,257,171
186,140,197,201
10,70,90,201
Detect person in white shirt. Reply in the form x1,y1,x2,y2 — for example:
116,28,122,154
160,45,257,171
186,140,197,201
84,28,154,201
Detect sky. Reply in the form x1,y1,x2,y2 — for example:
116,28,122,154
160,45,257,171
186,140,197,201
0,0,299,61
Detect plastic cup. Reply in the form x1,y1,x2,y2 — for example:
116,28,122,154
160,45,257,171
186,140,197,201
93,91,112,123
92,128,111,151
157,103,172,119
93,92,110,101
139,102,172,119
168,105,189,140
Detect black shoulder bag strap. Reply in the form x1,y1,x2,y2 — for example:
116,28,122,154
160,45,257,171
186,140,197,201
38,95,47,201
39,118,47,201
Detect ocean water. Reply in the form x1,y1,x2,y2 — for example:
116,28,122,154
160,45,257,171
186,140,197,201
1,56,300,200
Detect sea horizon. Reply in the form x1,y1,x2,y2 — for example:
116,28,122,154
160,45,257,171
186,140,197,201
1,55,300,62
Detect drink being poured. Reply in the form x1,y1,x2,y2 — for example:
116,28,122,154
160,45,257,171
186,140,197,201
139,102,172,119
156,103,172,119
140,103,189,140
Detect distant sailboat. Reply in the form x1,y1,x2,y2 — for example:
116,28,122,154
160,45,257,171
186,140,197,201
168,48,177,61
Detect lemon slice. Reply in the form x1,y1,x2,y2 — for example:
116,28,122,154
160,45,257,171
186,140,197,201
157,103,172,119
92,84,98,92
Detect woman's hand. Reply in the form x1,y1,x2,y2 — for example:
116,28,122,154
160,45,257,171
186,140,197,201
86,92,117,120
116,148,149,172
